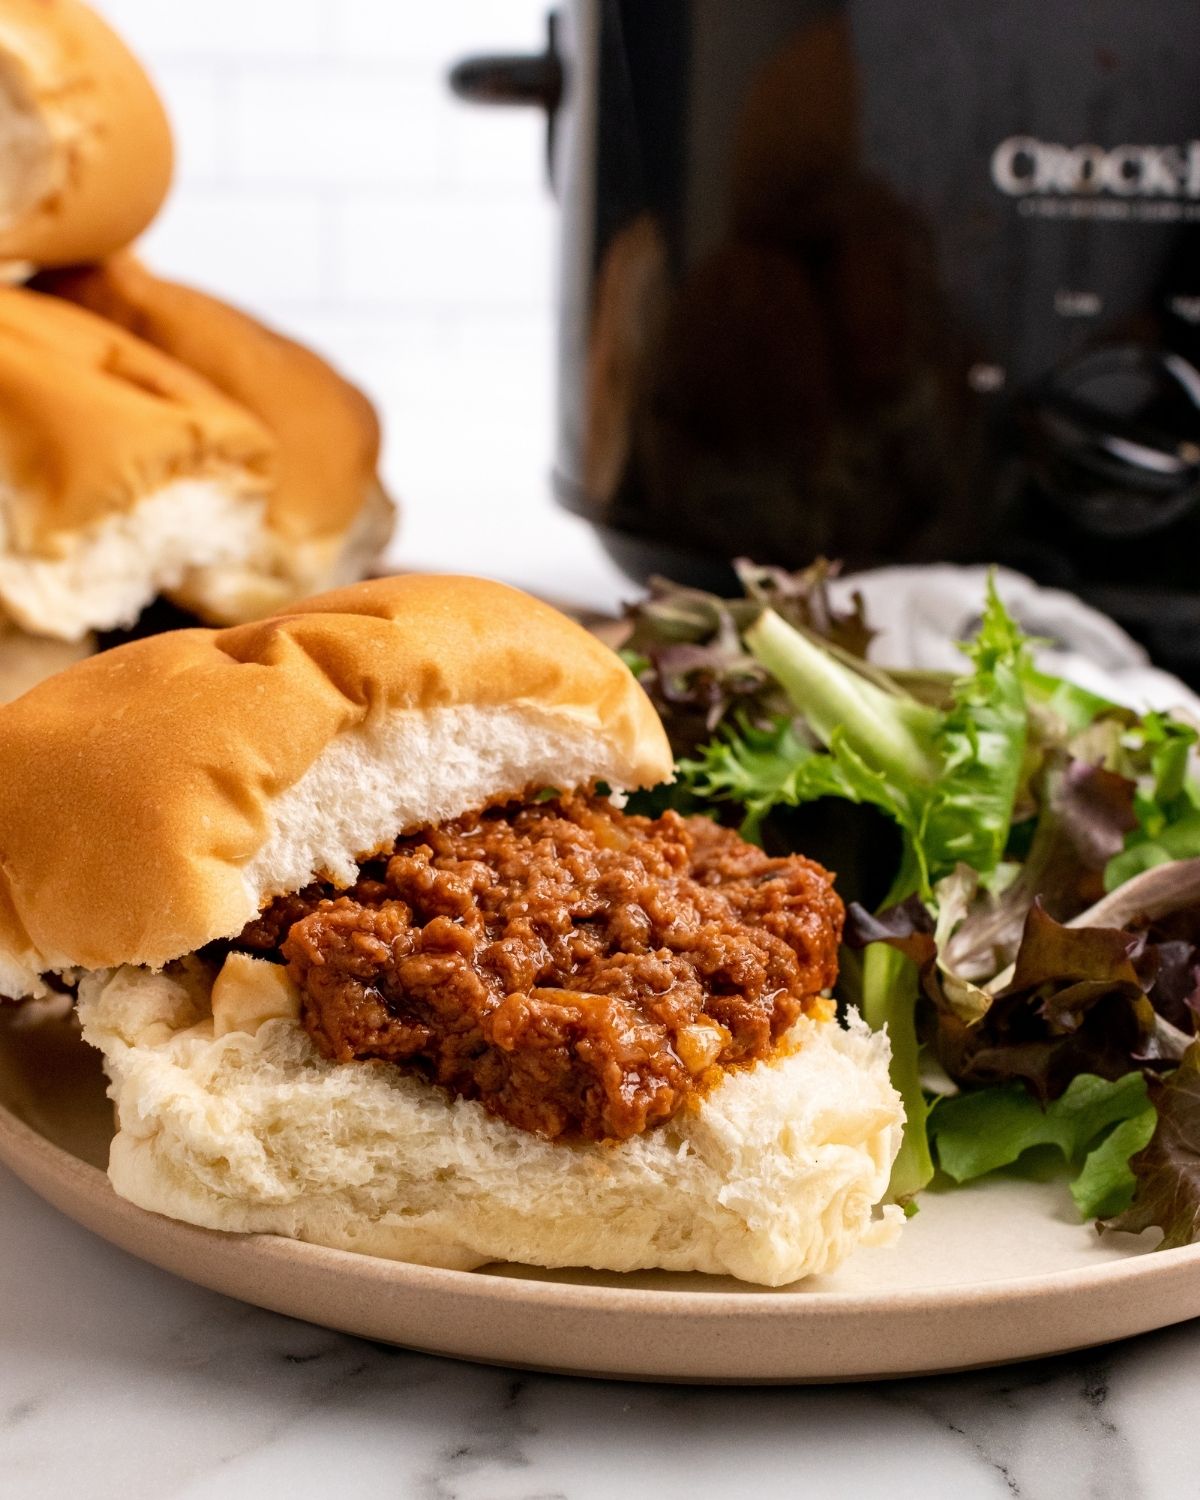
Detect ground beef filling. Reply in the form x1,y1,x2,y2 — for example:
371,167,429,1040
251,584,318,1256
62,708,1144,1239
236,794,844,1142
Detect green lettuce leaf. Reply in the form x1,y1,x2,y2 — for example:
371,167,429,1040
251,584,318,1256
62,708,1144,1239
1106,812,1200,889
930,1072,1153,1220
919,580,1030,884
1106,714,1200,889
742,577,1029,895
678,717,916,846
1071,1107,1157,1219
914,757,1137,997
1023,666,1127,737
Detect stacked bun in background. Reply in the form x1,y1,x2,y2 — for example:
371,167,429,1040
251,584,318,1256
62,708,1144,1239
0,0,394,698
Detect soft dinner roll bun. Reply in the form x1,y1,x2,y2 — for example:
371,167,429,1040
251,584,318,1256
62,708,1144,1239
0,0,172,269
78,965,903,1286
0,574,672,997
36,255,395,623
0,286,274,640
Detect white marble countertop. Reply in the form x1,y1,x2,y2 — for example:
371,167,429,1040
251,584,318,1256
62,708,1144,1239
5,1136,1199,1499
5,531,1200,1499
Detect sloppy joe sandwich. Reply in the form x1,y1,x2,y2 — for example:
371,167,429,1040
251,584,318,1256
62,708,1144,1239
0,285,274,642
0,0,172,272
0,574,903,1285
36,255,395,624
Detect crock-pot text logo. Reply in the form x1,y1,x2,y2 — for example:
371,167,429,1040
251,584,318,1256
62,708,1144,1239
992,136,1200,198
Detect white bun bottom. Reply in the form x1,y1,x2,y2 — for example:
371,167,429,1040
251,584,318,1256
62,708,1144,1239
78,964,905,1287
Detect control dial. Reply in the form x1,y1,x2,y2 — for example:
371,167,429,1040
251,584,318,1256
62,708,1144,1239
1024,344,1200,538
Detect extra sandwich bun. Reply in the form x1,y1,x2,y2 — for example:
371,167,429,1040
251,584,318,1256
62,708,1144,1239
0,0,172,270
0,574,672,997
0,285,274,640
35,255,394,623
77,964,903,1286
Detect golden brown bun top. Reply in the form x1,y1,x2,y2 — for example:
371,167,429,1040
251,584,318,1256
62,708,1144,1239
0,0,173,267
0,574,673,992
0,285,274,552
36,255,383,544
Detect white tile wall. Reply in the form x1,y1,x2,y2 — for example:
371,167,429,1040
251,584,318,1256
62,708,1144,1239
144,188,332,301
230,72,446,188
90,1,628,609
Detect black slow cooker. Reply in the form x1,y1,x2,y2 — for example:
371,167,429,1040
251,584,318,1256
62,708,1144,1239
453,1,1200,679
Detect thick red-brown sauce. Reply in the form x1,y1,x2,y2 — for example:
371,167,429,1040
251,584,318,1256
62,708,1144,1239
236,795,843,1142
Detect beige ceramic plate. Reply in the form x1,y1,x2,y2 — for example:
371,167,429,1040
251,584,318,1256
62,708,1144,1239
1,1003,1198,1383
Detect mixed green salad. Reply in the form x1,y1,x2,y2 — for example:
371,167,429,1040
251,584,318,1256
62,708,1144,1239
619,559,1200,1244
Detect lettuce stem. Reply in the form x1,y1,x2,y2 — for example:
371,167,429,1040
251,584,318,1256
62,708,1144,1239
747,607,947,1197
863,942,933,1199
745,609,941,786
